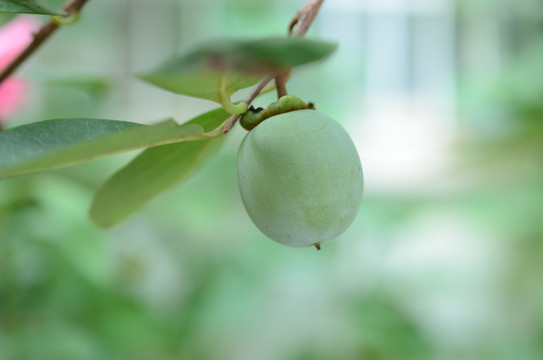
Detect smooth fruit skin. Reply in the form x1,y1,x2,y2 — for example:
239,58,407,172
237,109,363,248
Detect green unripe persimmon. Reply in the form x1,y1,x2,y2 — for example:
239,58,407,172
237,109,363,248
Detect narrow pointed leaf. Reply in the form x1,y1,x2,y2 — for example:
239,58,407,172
90,108,229,227
0,108,230,180
89,138,224,228
139,36,337,102
0,0,63,15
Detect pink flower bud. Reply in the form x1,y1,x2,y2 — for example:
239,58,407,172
0,16,40,122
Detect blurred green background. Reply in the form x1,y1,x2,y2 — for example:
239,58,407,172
1,0,542,359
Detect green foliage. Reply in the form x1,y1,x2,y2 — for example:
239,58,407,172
0,0,63,15
0,28,339,225
138,37,337,103
90,108,230,227
348,294,432,359
0,116,225,180
0,0,344,232
3,0,543,359
90,139,224,228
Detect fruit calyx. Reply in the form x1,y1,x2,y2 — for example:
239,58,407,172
240,95,315,131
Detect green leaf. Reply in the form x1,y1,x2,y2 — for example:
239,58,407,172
0,108,230,180
0,0,63,15
89,138,224,228
139,36,337,102
140,66,262,105
89,108,229,227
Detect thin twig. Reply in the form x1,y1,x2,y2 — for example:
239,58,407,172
223,0,325,133
289,0,324,37
275,72,288,98
0,0,91,85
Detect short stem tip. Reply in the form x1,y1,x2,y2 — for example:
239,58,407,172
314,242,321,250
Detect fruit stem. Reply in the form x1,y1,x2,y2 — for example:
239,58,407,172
275,72,288,98
314,242,321,250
